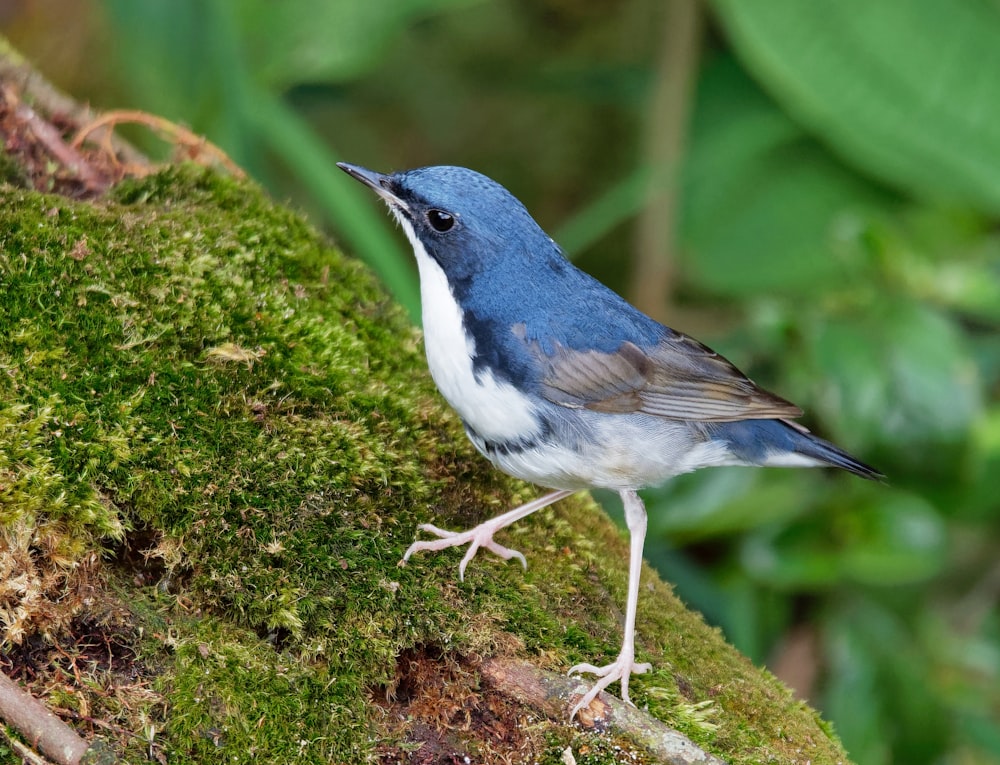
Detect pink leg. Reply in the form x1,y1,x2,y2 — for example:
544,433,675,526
401,489,573,581
569,489,652,719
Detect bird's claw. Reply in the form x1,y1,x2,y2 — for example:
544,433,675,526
401,519,528,582
568,655,651,719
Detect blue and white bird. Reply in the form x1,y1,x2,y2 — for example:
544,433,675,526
339,162,881,719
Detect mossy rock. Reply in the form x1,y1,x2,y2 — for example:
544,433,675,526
0,167,851,764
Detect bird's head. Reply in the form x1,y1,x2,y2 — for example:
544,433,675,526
338,163,554,281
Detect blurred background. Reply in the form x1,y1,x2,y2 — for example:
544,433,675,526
4,1,999,762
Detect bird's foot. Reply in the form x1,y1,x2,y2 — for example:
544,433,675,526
568,649,652,720
400,491,573,581
401,518,527,582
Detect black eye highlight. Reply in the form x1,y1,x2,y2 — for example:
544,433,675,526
426,209,456,233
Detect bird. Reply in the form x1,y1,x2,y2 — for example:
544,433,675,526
338,161,882,720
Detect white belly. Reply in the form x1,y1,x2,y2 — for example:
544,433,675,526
470,410,738,491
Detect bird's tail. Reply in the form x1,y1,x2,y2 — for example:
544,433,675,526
710,419,883,481
784,423,883,480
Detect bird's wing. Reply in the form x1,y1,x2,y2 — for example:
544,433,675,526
534,332,803,422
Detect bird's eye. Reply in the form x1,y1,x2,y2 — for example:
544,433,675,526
426,209,455,233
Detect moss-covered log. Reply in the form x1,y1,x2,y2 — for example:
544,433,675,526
0,52,853,765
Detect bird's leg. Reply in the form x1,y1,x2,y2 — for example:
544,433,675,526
569,489,652,719
401,489,573,581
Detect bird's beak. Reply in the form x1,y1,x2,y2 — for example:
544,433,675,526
337,162,410,213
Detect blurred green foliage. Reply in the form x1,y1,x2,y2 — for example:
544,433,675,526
6,0,1000,763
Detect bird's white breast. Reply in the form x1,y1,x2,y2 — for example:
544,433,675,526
396,218,542,445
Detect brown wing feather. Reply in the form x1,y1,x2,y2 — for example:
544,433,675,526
536,333,803,422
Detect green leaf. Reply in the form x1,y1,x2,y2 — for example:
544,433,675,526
645,468,811,540
808,300,982,450
740,518,843,589
823,608,893,765
103,0,239,139
839,493,946,586
680,55,894,296
958,713,1000,760
739,490,945,588
711,0,1000,213
234,0,484,87
823,600,953,764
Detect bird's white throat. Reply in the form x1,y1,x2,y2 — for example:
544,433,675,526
395,216,541,444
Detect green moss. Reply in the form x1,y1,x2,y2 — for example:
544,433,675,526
0,167,852,763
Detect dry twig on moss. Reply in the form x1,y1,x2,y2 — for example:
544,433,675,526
0,670,116,765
